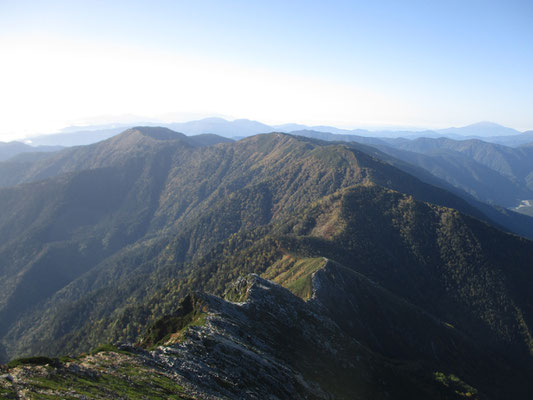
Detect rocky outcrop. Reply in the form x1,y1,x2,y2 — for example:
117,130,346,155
2,268,530,399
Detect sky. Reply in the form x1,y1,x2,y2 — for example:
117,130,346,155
0,0,532,140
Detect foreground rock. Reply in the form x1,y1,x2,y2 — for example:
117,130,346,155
1,264,529,399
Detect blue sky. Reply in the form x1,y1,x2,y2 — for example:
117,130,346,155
1,0,532,139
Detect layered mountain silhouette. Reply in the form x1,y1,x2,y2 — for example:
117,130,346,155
293,130,533,211
24,117,533,147
0,141,62,161
1,127,532,398
436,121,520,137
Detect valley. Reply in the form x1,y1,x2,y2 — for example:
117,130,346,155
0,127,532,398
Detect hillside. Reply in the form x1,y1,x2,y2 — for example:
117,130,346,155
0,141,62,162
470,130,533,147
384,137,533,178
292,130,533,211
1,128,533,398
0,128,231,187
2,260,530,399
375,138,533,209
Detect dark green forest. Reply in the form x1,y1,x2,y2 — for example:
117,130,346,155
1,127,532,399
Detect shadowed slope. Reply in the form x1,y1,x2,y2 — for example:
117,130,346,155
1,131,532,391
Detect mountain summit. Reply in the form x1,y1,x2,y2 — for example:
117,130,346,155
437,121,520,137
0,128,532,398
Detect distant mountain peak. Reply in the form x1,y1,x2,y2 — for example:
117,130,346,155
126,126,187,141
100,127,191,153
196,116,228,123
437,121,520,137
466,121,505,128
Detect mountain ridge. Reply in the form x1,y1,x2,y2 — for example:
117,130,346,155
2,259,530,398
1,128,533,399
21,118,532,147
0,141,63,162
437,121,520,137
291,130,533,211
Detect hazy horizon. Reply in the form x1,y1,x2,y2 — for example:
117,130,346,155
2,3,533,394
3,115,530,144
1,1,532,140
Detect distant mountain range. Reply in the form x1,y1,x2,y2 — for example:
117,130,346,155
21,118,533,147
26,118,271,146
437,121,521,137
0,141,63,161
291,130,533,214
5,119,533,215
1,126,533,398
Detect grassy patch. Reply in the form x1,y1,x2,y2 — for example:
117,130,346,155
28,365,191,399
262,256,326,300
